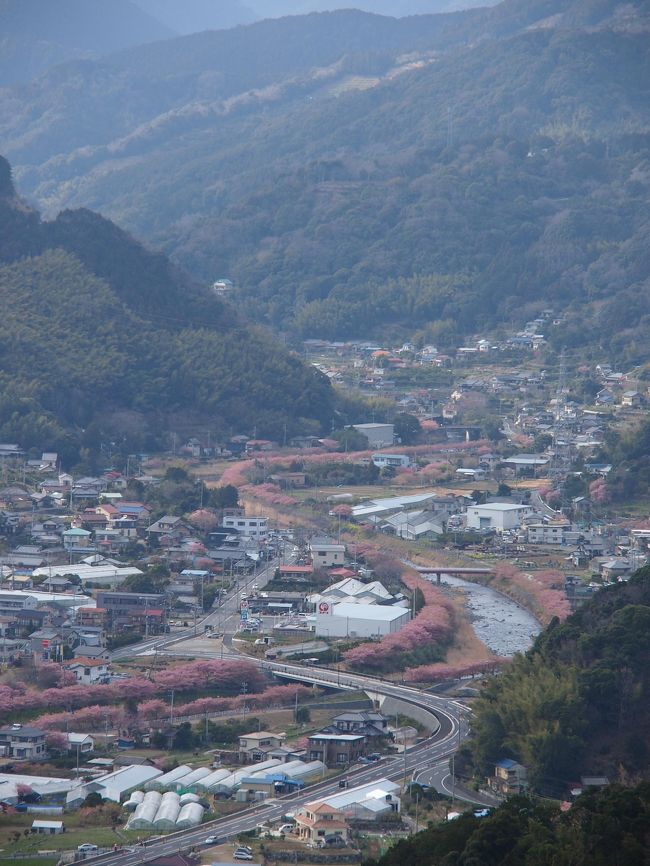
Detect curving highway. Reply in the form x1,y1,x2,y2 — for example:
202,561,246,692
98,560,496,866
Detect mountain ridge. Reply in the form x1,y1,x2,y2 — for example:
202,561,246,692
0,155,334,463
0,0,174,86
1,0,648,354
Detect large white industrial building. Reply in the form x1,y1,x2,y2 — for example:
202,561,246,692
466,503,533,532
315,601,410,638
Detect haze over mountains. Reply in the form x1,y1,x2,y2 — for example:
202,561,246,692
132,0,495,36
1,0,649,357
0,0,496,86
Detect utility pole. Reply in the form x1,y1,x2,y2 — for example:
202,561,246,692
169,690,175,728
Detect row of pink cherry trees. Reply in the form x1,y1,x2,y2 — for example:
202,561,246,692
0,659,266,723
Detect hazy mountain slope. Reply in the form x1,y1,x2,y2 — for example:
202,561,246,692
0,0,173,86
0,156,334,462
0,9,480,166
133,0,497,33
248,1,498,15
1,0,649,353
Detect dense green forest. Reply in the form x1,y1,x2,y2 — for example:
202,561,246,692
370,784,650,866
0,156,334,462
588,416,650,503
1,0,648,353
469,566,650,796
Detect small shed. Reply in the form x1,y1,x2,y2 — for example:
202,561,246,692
32,819,64,834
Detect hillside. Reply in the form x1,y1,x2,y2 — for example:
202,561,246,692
137,0,496,30
1,0,649,352
0,0,173,86
0,156,334,463
470,565,650,795
370,784,650,866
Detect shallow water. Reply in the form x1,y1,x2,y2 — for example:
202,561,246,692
436,573,542,656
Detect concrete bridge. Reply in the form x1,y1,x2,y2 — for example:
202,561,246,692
413,566,493,584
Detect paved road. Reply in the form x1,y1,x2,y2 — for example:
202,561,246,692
111,554,282,662
97,557,496,866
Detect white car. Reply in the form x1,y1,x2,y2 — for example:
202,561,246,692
233,850,253,861
204,835,220,845
77,844,99,853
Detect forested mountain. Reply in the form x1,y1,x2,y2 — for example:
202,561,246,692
132,0,498,34
470,565,650,796
370,784,650,866
0,156,334,463
2,0,649,352
0,0,173,86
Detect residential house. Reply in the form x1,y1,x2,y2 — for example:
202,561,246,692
295,802,350,846
0,592,38,616
621,390,641,407
331,711,389,739
307,732,366,768
76,607,108,629
371,453,411,470
115,502,151,524
600,558,633,582
526,522,569,545
62,527,93,551
0,724,47,760
489,759,528,796
277,564,315,581
268,472,307,489
40,575,75,593
0,636,28,662
239,731,286,764
29,628,64,661
65,656,111,685
95,592,167,634
67,733,95,756
147,515,190,543
309,537,346,567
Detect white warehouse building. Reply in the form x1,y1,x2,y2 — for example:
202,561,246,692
315,601,410,638
466,503,533,532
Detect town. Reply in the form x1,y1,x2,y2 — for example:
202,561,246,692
0,316,647,866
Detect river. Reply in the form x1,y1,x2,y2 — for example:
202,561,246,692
435,574,541,656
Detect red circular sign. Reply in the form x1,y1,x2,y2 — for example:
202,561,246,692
318,602,330,614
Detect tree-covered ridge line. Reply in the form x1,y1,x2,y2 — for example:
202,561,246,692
369,784,650,866
0,156,334,463
1,2,648,355
470,565,650,795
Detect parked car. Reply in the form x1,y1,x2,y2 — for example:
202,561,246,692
77,844,99,853
233,849,253,861
322,835,347,848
